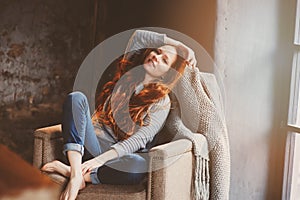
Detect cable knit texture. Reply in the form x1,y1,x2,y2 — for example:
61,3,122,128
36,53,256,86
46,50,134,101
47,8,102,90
165,66,230,200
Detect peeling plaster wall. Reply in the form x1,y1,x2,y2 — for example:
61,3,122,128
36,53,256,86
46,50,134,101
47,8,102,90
0,0,93,111
215,0,295,199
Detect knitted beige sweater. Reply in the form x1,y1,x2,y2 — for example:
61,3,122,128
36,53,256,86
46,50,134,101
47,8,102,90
165,66,230,200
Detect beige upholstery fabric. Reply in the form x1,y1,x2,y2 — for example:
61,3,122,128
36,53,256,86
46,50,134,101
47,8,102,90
33,125,207,200
33,124,66,167
77,184,147,200
32,70,230,199
148,141,194,200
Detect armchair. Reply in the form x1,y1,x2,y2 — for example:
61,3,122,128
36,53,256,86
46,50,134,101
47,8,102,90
33,124,208,200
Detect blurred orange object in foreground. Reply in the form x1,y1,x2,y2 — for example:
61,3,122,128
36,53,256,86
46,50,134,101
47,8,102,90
0,144,60,200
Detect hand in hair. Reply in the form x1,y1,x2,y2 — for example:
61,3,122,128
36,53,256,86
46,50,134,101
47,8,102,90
177,43,197,67
164,36,197,67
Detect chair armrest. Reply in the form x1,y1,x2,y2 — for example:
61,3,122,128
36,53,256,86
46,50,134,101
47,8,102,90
147,134,208,200
148,134,208,166
147,139,193,200
33,124,65,168
34,124,62,139
149,139,192,160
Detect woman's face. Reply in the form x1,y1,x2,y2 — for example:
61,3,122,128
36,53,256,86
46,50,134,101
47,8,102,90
143,45,177,82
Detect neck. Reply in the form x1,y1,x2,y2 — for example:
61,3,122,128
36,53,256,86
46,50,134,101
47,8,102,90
143,73,154,85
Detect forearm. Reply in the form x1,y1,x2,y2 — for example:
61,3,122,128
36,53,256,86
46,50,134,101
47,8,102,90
81,149,119,173
164,36,182,47
165,35,196,66
126,29,165,53
95,149,118,164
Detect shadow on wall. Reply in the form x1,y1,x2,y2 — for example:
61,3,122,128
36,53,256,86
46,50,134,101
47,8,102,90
266,0,294,199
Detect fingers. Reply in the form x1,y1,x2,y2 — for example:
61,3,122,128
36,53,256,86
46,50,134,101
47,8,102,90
178,44,197,67
189,59,197,67
81,167,87,175
81,162,91,175
186,58,197,67
188,50,196,66
81,158,104,175
81,161,96,174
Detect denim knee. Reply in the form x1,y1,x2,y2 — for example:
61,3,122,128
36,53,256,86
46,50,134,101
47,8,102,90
64,91,88,109
62,91,89,156
123,154,148,173
92,154,148,185
106,154,148,173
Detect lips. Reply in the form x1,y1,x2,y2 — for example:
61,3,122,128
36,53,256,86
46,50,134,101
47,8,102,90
149,59,155,68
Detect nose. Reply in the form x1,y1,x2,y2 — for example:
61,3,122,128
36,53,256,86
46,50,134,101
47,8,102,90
151,54,158,62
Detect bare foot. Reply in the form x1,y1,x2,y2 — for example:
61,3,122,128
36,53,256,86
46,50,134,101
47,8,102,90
83,171,92,183
60,174,86,200
41,160,71,177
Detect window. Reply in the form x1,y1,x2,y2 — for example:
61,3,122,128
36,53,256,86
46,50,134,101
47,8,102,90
283,132,300,199
288,51,300,128
282,0,300,199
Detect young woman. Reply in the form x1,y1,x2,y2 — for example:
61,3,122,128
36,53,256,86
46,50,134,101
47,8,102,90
41,30,196,200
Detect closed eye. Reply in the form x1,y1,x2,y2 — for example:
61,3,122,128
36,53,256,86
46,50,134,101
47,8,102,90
163,58,168,64
155,48,169,64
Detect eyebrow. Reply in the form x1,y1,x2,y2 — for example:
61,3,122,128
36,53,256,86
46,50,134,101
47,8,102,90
158,48,169,64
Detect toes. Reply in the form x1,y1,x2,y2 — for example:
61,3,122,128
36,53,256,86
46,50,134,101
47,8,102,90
41,162,56,172
41,164,50,172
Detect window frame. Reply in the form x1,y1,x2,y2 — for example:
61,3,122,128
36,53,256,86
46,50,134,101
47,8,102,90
282,1,300,199
295,0,300,45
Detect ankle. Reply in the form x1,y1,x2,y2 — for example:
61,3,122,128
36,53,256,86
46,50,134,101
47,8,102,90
70,170,82,178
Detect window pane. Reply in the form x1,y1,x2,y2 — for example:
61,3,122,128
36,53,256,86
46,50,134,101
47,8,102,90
291,133,300,199
295,0,300,45
288,51,300,127
283,132,300,200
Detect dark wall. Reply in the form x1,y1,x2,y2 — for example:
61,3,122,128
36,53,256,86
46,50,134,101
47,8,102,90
0,0,94,162
0,0,94,112
0,0,216,162
95,0,216,56
0,0,216,113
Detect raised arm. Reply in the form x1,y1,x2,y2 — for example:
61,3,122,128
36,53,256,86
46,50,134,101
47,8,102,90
125,29,166,53
164,36,197,67
125,29,197,66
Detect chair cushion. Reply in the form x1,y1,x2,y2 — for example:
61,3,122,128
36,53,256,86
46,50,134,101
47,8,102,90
78,184,146,200
46,172,146,200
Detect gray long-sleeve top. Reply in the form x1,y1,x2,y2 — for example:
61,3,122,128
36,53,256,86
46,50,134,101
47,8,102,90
109,30,171,158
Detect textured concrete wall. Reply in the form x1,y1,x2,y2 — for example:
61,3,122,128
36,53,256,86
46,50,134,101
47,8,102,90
0,0,93,112
215,0,295,199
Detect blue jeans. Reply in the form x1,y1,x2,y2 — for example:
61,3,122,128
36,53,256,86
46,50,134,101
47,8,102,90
62,91,147,185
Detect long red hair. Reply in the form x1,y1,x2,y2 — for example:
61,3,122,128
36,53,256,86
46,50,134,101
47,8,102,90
92,48,186,141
